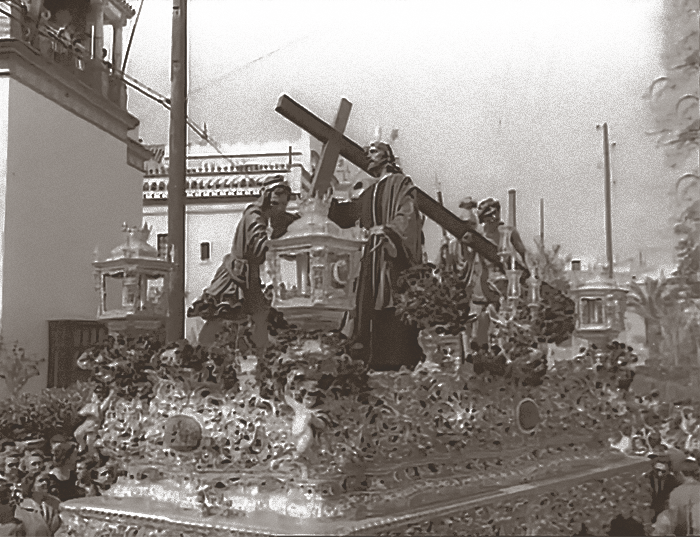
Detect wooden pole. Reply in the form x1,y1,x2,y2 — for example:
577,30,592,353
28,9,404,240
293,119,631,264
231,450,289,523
167,0,187,341
539,198,544,244
602,123,614,280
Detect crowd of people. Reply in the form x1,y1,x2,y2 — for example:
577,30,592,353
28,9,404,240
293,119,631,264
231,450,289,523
603,390,700,535
0,436,119,536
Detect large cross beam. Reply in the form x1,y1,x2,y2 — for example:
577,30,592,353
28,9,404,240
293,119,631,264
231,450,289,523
275,94,528,275
276,95,369,195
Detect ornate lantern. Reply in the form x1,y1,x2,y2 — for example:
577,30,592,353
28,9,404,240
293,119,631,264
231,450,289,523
569,273,627,348
266,196,364,331
497,224,515,266
93,224,173,340
505,267,522,303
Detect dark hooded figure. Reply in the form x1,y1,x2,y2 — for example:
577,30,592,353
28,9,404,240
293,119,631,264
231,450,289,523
647,455,681,522
328,141,424,371
188,175,299,350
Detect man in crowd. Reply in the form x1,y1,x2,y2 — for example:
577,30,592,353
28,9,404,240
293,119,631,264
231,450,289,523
648,455,682,522
651,456,700,535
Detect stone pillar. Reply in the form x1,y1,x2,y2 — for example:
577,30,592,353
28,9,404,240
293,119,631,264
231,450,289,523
91,0,104,61
112,24,123,71
87,0,108,98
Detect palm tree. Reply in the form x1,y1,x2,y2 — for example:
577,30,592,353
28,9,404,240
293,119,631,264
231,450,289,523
530,238,571,294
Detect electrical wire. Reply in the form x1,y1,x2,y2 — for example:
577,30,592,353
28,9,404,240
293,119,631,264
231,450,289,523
0,0,234,164
121,0,143,72
187,35,309,99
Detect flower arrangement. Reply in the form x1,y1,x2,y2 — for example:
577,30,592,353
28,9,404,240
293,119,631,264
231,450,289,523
94,330,646,474
467,316,548,387
525,280,576,345
395,263,475,335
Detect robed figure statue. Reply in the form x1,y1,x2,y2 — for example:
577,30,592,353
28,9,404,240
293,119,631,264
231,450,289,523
188,175,299,350
328,142,424,371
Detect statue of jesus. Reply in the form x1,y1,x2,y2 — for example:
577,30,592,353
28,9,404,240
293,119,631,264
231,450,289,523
328,142,424,371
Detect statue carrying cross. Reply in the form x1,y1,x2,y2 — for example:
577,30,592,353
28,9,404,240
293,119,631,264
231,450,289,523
276,95,530,370
275,95,524,273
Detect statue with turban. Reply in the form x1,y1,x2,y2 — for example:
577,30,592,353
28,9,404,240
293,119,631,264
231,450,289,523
188,175,300,349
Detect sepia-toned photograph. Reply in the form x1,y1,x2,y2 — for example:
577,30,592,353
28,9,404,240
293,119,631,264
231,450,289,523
0,0,697,535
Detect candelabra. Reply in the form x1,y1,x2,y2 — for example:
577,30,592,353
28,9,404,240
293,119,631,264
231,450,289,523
527,269,541,322
496,224,521,318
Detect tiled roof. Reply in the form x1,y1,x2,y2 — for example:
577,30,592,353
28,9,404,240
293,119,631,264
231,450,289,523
144,144,165,164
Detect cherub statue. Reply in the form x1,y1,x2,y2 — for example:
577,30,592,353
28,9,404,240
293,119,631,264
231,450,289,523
74,384,116,455
283,373,329,479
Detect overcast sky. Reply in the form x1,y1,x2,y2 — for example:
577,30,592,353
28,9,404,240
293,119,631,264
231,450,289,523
122,0,679,268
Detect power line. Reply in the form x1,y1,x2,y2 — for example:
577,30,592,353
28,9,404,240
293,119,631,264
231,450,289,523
188,34,311,97
0,2,234,164
122,0,144,72
120,72,234,165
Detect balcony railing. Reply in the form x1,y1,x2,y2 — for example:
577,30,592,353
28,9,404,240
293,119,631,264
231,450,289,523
0,0,127,109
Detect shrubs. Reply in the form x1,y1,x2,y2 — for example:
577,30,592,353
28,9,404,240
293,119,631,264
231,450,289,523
395,263,474,335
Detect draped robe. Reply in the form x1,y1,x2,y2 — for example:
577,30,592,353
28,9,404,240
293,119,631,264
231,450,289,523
188,204,299,348
328,172,424,371
189,203,268,321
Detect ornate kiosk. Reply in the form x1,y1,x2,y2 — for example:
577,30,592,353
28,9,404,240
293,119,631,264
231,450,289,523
570,273,628,348
92,224,173,341
266,196,364,331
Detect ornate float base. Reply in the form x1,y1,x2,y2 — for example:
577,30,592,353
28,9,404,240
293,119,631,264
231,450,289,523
57,455,650,536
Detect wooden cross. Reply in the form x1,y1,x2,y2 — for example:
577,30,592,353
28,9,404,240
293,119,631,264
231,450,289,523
274,94,528,276
276,95,368,196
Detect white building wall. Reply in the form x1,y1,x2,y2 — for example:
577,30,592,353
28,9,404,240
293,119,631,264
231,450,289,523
143,202,248,341
0,79,143,396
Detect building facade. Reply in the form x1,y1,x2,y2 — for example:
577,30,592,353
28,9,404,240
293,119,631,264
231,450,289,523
0,0,150,396
141,130,377,342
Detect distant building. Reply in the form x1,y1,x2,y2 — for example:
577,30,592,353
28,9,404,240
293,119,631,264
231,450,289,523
0,0,150,396
565,251,678,363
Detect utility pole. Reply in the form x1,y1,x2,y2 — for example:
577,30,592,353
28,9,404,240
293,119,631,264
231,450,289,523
539,198,544,244
601,122,614,280
167,0,187,341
